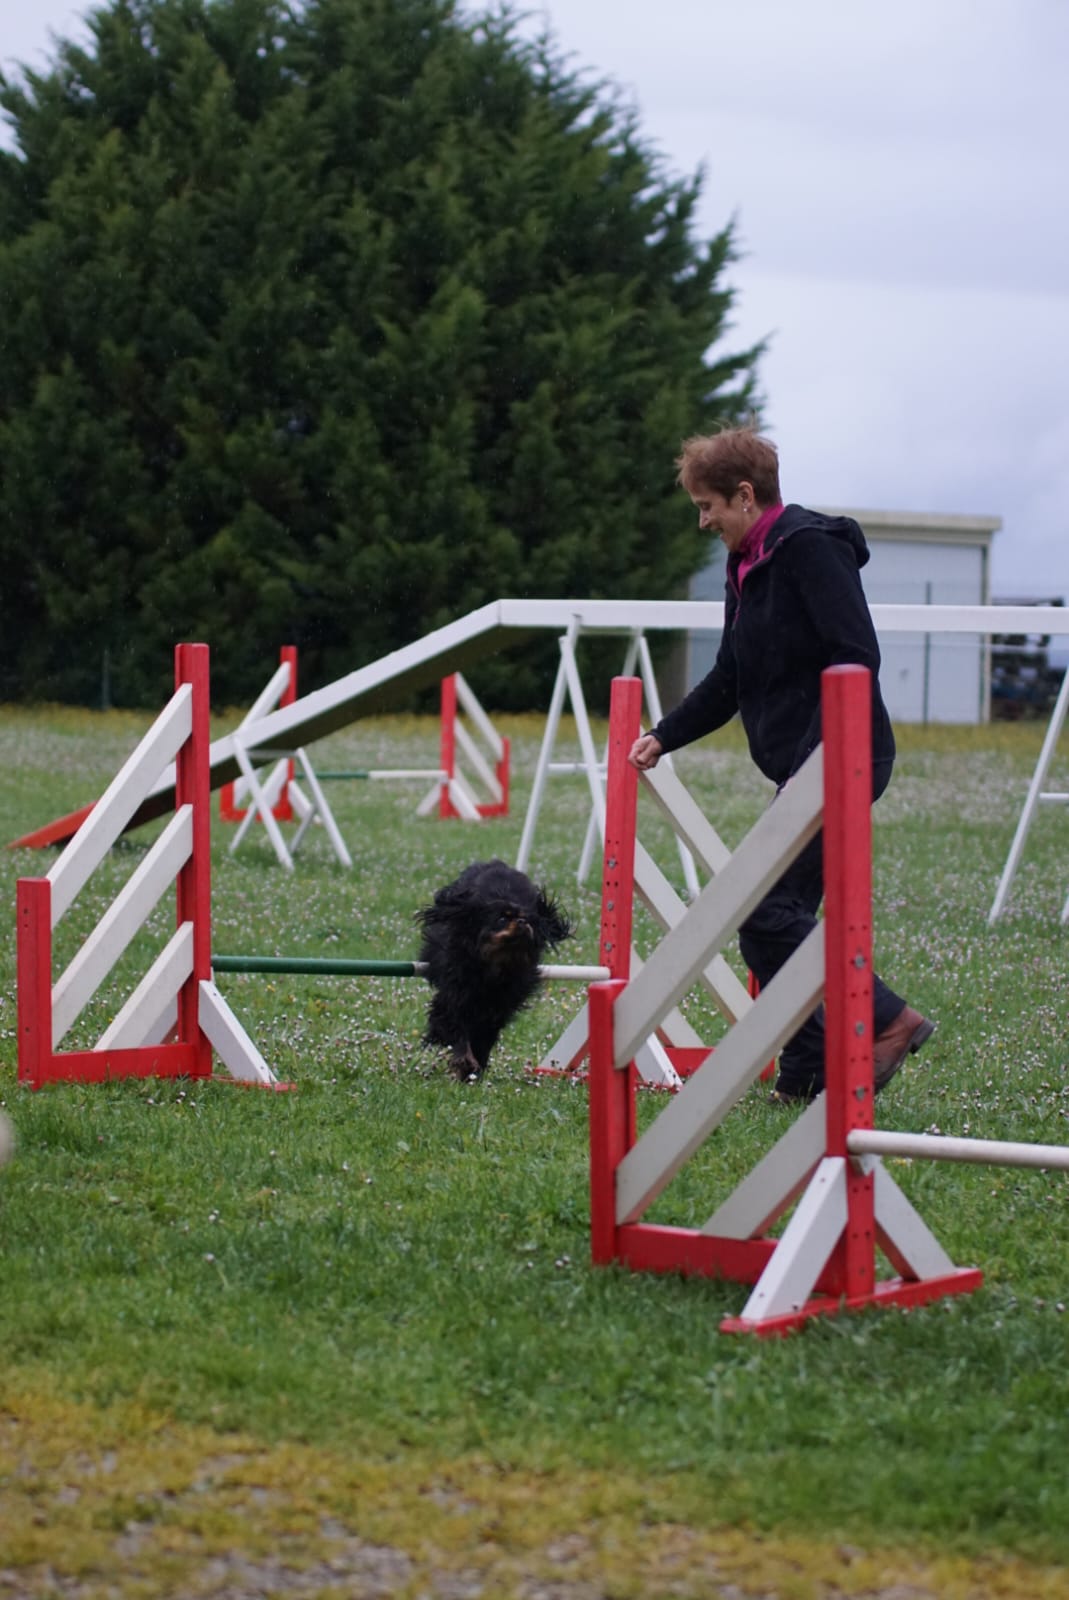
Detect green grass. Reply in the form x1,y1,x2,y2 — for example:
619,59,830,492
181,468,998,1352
2,703,1069,1595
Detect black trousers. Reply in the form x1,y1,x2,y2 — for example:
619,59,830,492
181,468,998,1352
737,759,904,1096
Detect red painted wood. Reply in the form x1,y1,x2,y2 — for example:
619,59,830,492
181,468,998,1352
720,1268,984,1337
438,673,458,818
588,979,630,1265
8,803,95,852
220,645,298,823
16,877,53,1088
822,666,875,1300
175,643,213,1079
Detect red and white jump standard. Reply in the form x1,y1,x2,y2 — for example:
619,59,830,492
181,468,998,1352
588,667,984,1335
17,644,279,1090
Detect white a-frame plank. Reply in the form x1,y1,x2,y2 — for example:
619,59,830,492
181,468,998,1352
614,929,825,1224
51,807,194,1047
48,685,193,923
613,750,823,1070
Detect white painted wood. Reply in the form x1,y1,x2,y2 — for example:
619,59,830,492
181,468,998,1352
988,666,1069,923
48,685,193,923
633,841,751,1024
445,776,483,821
849,1128,1069,1171
94,601,1069,833
540,965,611,981
642,763,733,875
615,930,825,1223
613,752,823,1069
295,749,353,868
52,807,193,1047
561,630,607,837
139,995,178,1047
230,756,289,822
96,923,194,1050
734,1158,848,1323
539,1000,590,1073
871,1161,958,1279
288,781,313,820
416,781,445,817
634,1035,684,1090
364,768,446,781
635,631,701,899
630,948,707,1047
575,632,642,888
233,742,294,870
455,719,502,803
703,1098,827,1239
198,979,278,1084
454,671,504,758
516,625,577,873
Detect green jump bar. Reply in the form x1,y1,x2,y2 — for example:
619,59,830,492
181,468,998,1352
211,955,426,977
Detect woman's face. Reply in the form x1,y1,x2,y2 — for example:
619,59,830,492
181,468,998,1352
690,482,761,554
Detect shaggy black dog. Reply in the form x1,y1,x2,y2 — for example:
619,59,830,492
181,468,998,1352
416,859,574,1080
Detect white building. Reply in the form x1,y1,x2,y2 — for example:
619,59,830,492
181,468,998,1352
683,507,1002,724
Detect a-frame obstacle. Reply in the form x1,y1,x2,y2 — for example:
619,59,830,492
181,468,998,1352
16,645,281,1090
587,667,985,1335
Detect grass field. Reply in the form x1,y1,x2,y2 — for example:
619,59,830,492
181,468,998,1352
1,700,1068,1599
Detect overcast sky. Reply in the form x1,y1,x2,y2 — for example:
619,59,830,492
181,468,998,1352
3,0,1068,601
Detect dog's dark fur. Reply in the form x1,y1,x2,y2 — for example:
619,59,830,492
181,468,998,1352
416,859,574,1080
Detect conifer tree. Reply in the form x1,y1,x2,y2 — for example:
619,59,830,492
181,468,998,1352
0,0,762,706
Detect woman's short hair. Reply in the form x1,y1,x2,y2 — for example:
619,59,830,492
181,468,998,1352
676,426,781,506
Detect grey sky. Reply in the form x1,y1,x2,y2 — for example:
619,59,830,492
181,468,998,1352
4,0,1068,600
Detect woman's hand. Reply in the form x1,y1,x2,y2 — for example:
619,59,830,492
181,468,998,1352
628,733,664,771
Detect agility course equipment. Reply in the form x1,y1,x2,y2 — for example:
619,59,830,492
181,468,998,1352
537,675,752,1090
988,663,1069,924
586,668,996,1335
223,657,508,835
214,645,353,871
589,665,1069,1333
428,672,510,820
219,646,299,825
16,645,280,1090
211,954,610,981
11,600,1069,857
516,619,700,896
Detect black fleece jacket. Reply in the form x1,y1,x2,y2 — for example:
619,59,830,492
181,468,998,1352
653,504,895,786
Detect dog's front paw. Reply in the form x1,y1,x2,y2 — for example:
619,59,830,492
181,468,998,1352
448,1044,484,1082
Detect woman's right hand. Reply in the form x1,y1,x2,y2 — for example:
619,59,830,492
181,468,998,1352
628,733,664,771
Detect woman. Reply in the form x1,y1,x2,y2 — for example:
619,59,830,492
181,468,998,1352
629,426,933,1103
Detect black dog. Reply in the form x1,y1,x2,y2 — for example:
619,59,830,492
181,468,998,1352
416,859,574,1080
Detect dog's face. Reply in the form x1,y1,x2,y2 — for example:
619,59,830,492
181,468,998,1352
476,899,541,969
420,860,574,964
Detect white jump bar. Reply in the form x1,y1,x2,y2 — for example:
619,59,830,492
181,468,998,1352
847,1129,1069,1172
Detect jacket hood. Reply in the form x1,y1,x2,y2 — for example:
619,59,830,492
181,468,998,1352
767,504,871,569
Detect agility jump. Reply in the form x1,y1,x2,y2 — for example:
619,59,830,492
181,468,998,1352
16,645,280,1090
586,668,1069,1336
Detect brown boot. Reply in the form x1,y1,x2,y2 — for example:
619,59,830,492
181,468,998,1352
873,1006,935,1092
